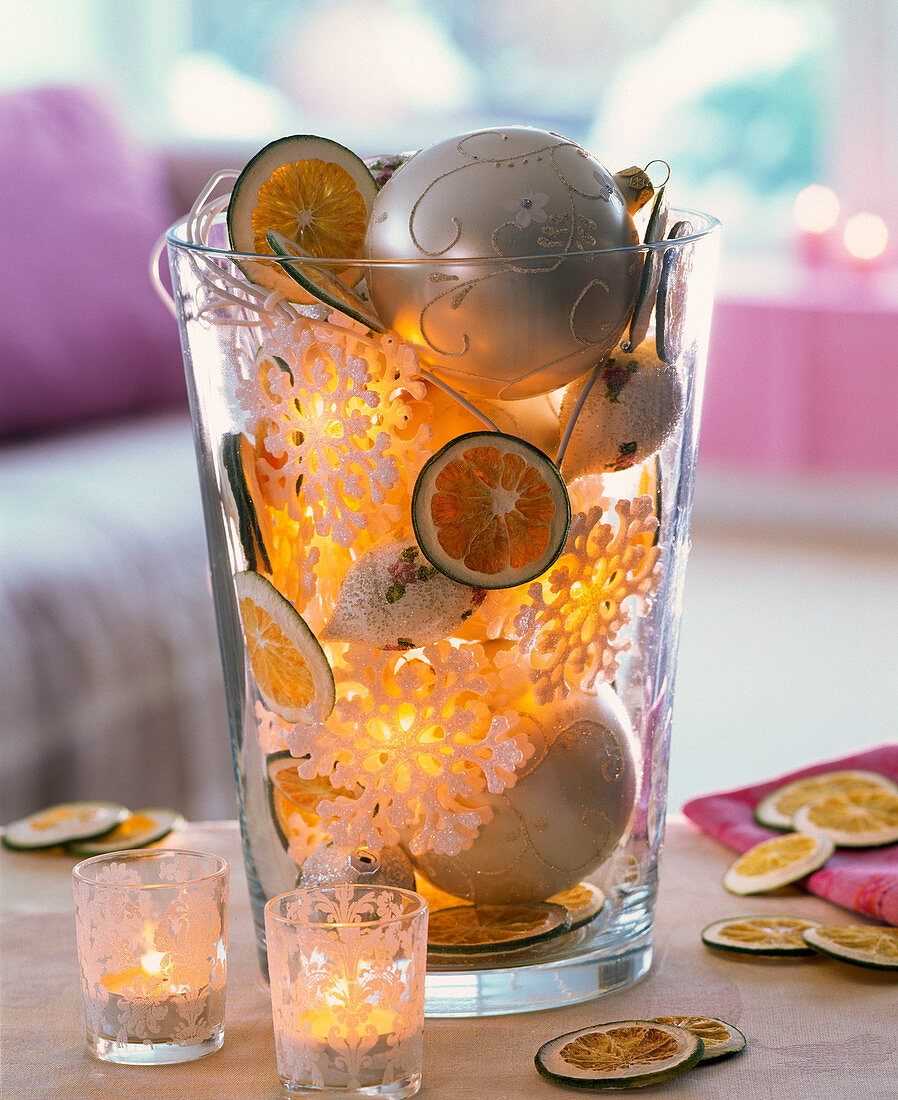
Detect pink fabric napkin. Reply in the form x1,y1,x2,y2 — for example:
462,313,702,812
682,744,898,926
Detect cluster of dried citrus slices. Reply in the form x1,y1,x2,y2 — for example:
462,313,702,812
2,802,183,855
418,876,607,957
719,769,898,898
702,915,898,971
535,1014,746,1089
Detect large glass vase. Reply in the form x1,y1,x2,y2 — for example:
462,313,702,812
165,193,718,1017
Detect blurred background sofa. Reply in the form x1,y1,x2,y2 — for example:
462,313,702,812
0,85,245,821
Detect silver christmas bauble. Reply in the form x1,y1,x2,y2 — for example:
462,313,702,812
364,127,642,401
411,685,638,905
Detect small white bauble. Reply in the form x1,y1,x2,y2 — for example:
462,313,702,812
412,685,638,905
559,344,684,477
299,842,416,890
320,537,484,650
364,127,642,401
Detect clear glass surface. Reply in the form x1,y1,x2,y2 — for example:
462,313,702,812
166,210,719,1016
72,849,229,1063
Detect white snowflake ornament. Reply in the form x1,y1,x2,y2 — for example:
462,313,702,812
258,642,524,857
514,496,661,704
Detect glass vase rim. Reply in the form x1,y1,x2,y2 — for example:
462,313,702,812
165,206,720,269
265,885,428,928
72,847,230,887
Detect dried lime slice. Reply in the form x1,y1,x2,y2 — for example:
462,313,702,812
227,133,376,298
535,1020,703,1090
701,915,823,957
427,902,571,955
65,809,185,855
722,832,834,895
547,881,606,930
793,788,898,848
649,1016,746,1062
754,770,898,830
802,924,898,971
235,571,335,723
624,185,670,352
2,801,129,851
222,431,271,573
412,431,571,590
655,219,694,363
266,229,385,331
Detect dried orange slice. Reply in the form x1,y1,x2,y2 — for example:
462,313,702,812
649,1016,746,1062
227,135,376,298
235,571,335,722
802,924,898,971
2,801,128,851
754,770,898,830
427,902,571,954
701,915,822,956
535,1020,703,1089
266,230,385,331
722,832,834,895
793,788,898,847
412,431,571,589
66,809,185,855
548,881,606,930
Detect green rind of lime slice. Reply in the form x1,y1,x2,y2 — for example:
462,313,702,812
2,801,130,851
267,229,385,332
701,916,823,957
427,902,572,956
65,809,185,855
802,925,898,971
411,430,571,590
535,1020,703,1090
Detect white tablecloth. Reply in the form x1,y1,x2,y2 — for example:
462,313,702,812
2,818,895,1099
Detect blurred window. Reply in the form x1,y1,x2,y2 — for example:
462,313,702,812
1,0,894,256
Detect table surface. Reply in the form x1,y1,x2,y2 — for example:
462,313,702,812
2,818,896,1100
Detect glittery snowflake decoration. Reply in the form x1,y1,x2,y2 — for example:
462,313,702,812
513,495,661,704
237,317,431,552
256,641,525,857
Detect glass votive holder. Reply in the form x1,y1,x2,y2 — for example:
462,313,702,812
72,848,229,1065
264,885,428,1098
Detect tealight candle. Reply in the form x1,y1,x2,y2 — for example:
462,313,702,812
72,849,229,1065
265,884,428,1097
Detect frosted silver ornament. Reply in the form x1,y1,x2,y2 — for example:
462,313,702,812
559,344,685,477
364,127,643,401
411,684,638,905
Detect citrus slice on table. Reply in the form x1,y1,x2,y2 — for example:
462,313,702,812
802,924,898,971
234,571,335,722
701,915,823,957
547,881,606,930
266,230,385,331
412,431,571,589
227,134,377,298
2,801,129,851
754,770,898,830
649,1016,747,1062
722,832,834,895
66,809,185,855
792,788,898,847
427,902,571,954
535,1020,703,1090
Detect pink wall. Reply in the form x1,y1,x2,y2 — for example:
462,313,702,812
700,282,898,474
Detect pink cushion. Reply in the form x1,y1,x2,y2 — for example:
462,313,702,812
0,85,186,440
